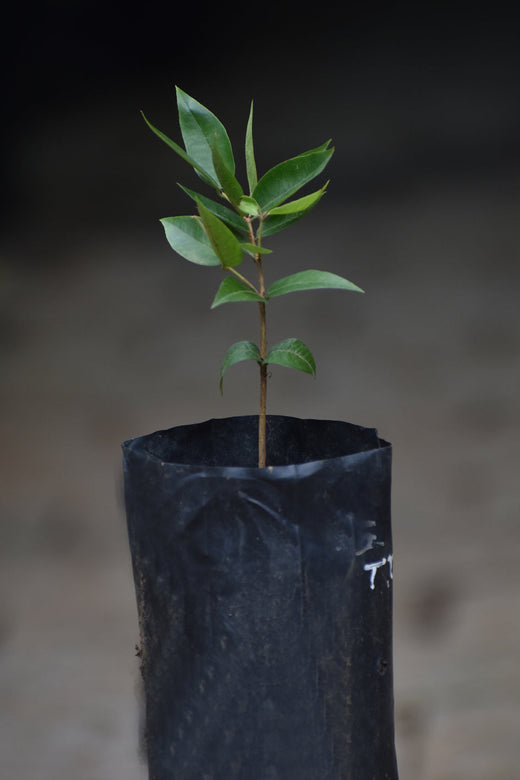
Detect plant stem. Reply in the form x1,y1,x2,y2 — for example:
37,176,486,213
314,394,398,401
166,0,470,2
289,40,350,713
250,215,268,467
258,299,267,467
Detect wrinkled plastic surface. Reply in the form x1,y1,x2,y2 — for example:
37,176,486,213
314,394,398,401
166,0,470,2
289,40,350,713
122,415,398,779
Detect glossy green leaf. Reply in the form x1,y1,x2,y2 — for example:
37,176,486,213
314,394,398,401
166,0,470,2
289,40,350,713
176,86,235,186
237,196,261,217
211,277,265,308
211,142,244,206
253,145,334,211
160,216,221,266
240,242,272,257
245,101,258,194
219,340,261,392
266,182,328,216
142,112,217,187
260,210,310,238
179,185,248,235
196,199,243,268
265,338,316,376
267,269,364,298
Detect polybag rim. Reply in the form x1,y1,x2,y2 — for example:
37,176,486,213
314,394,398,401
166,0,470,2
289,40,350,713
122,414,391,475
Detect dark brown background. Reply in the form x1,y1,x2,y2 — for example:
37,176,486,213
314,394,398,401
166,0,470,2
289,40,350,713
1,4,519,777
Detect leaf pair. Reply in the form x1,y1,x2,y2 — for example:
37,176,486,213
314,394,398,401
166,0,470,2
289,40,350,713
252,143,333,213
219,338,316,392
211,270,364,308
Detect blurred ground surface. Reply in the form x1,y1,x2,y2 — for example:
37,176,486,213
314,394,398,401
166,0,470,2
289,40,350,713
1,14,520,777
1,169,519,778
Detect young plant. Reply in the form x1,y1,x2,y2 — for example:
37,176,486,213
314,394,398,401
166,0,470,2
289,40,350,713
143,87,364,467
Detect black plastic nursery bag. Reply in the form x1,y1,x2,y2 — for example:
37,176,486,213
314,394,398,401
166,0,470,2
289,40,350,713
122,415,398,779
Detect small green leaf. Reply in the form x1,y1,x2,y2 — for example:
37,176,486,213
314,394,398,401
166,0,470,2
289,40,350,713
211,277,265,308
160,216,220,266
237,196,261,217
266,338,316,376
220,340,261,392
267,270,364,298
179,185,248,235
176,86,235,186
196,199,244,268
212,141,244,205
253,145,334,211
245,101,258,194
240,242,272,257
142,112,217,188
266,182,328,216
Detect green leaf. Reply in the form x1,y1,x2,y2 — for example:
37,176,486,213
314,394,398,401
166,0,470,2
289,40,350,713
219,340,261,392
211,277,265,308
266,182,328,216
245,101,258,194
142,112,217,188
212,140,244,205
267,270,364,298
265,338,316,376
237,196,261,217
253,145,334,211
196,199,243,268
176,86,235,187
160,216,221,266
240,242,272,257
179,185,248,235
260,211,310,238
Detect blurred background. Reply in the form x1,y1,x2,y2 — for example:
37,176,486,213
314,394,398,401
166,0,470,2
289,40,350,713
1,3,519,778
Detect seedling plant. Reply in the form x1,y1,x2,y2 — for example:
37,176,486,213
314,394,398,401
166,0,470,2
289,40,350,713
143,87,363,467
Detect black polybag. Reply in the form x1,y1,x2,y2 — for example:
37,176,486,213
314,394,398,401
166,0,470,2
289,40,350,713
122,415,398,779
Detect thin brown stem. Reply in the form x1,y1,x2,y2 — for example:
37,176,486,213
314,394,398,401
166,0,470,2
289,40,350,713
246,216,256,245
258,299,267,467
243,214,269,467
253,215,268,468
